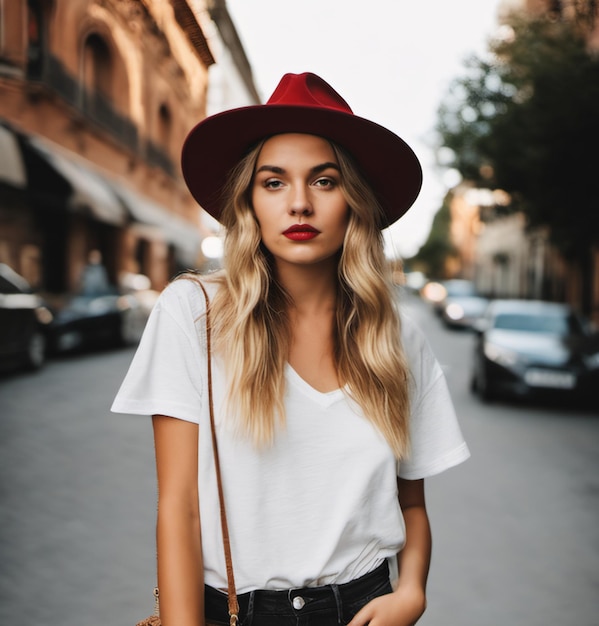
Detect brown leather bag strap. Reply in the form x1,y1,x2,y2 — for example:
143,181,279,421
196,279,239,626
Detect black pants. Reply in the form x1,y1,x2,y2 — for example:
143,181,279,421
204,560,392,626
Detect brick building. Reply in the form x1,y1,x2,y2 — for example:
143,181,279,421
0,0,258,293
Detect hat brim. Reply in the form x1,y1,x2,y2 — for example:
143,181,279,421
181,104,422,227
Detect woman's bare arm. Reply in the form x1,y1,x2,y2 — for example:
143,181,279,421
348,478,431,626
153,414,203,626
395,477,431,605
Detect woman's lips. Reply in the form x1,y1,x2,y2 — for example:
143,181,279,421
283,224,320,241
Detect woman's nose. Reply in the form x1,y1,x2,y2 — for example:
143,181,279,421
288,186,313,216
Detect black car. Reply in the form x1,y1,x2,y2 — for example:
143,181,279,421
0,264,52,371
470,299,599,403
46,291,149,354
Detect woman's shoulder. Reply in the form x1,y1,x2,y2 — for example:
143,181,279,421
157,271,224,320
398,309,441,380
162,270,223,297
398,309,426,351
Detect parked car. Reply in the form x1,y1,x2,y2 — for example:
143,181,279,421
470,299,599,404
0,264,53,371
441,294,490,330
46,290,150,354
402,271,428,294
422,279,478,315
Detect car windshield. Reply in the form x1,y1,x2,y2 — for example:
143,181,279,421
445,281,476,297
493,312,582,335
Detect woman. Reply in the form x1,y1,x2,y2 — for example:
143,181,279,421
112,72,470,626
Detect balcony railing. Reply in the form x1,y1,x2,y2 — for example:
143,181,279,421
145,140,175,177
43,54,79,108
25,54,175,176
80,87,139,153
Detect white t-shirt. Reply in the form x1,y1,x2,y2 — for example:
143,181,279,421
111,277,470,593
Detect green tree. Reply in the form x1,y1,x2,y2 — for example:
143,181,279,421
410,192,456,279
436,14,599,259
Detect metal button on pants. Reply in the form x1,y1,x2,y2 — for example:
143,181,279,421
292,595,306,610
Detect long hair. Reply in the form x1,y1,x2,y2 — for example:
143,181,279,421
208,138,411,458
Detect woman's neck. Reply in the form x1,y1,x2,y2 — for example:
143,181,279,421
274,260,338,315
275,261,341,393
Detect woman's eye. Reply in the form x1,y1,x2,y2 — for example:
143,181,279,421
264,179,283,189
314,178,336,188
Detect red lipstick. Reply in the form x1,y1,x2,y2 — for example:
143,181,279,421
283,224,320,241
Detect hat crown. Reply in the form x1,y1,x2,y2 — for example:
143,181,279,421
266,72,354,114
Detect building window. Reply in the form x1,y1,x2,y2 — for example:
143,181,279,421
27,0,45,78
157,103,172,150
0,1,3,52
81,32,116,128
145,102,174,174
82,33,112,100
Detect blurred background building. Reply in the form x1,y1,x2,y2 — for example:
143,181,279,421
439,0,599,321
2,0,598,325
0,0,259,294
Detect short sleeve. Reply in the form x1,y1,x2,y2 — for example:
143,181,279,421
110,280,207,423
398,315,470,479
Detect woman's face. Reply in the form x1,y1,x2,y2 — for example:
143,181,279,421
251,133,349,270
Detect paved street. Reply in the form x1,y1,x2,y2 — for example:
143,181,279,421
1,293,598,626
0,347,158,626
406,294,599,626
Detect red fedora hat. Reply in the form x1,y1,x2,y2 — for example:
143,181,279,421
181,72,422,227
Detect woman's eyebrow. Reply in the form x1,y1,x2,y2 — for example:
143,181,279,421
311,162,340,174
255,162,340,175
255,165,285,174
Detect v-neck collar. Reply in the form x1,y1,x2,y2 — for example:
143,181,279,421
285,364,346,408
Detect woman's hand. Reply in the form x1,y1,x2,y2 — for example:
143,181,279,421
347,583,426,626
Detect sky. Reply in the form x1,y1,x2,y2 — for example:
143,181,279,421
224,0,504,258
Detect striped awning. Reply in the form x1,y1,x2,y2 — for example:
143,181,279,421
0,124,27,188
112,182,201,266
26,136,127,226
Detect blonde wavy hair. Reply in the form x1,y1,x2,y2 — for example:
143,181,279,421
206,138,411,458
